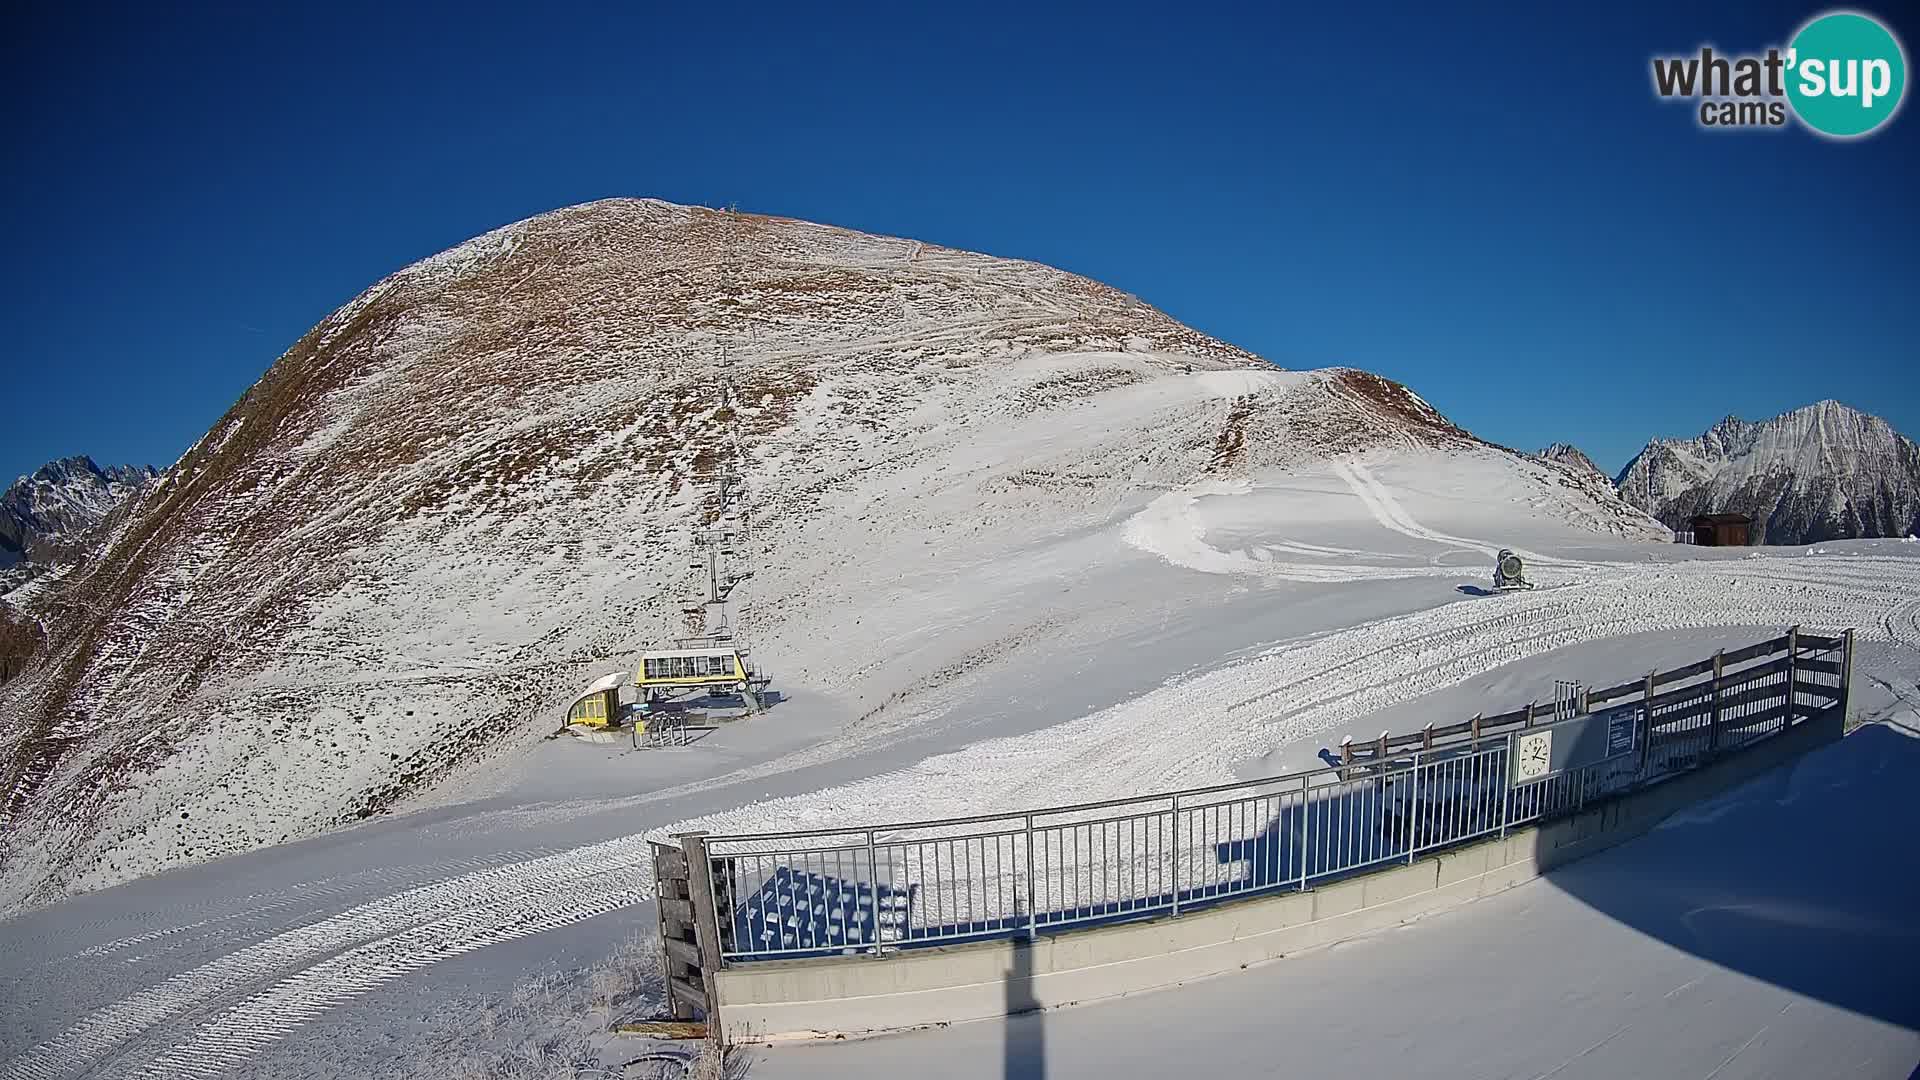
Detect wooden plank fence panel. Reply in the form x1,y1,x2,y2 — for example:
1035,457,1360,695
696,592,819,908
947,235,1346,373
1651,656,1718,688
652,837,704,1023
662,936,702,967
1586,679,1644,706
1713,658,1791,695
1715,680,1792,716
1719,700,1790,735
1647,696,1716,729
1362,635,1810,762
1723,635,1790,665
668,976,709,1012
1795,679,1843,703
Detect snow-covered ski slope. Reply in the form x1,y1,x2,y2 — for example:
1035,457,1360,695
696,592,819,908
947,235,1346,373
3,439,1917,1080
673,449,1918,839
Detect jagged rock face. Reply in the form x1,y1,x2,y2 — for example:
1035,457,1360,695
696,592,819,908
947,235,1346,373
0,457,156,568
0,602,40,686
1538,443,1604,481
1531,441,1669,542
1617,401,1920,544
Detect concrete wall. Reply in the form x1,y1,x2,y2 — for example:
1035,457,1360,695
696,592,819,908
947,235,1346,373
714,705,1846,1043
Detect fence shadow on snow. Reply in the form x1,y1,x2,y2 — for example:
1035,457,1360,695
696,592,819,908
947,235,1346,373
1531,719,1920,1032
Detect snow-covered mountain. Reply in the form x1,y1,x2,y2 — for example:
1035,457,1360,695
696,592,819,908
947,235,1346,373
1616,401,1920,544
1538,443,1605,481
0,198,1662,907
0,456,156,568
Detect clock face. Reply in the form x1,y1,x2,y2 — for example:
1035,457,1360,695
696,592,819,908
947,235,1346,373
1515,730,1554,782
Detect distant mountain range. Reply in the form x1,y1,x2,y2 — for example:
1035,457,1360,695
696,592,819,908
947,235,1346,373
1541,401,1920,546
1,456,156,575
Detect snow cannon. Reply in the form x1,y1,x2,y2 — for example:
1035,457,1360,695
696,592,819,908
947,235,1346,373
1493,549,1534,591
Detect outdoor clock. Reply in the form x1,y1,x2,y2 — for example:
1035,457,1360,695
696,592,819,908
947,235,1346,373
1514,729,1554,783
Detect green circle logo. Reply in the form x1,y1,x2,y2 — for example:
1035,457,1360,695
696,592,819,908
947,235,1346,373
1786,11,1907,137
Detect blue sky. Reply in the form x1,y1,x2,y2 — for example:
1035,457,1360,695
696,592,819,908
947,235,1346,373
3,1,1914,484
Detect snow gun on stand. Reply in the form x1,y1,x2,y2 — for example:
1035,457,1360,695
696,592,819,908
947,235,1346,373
1493,549,1534,591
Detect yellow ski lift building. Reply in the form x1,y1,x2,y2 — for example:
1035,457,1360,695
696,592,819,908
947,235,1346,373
564,670,627,730
637,642,769,712
638,645,748,690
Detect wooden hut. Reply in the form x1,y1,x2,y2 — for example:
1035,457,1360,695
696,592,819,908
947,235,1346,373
1691,512,1753,546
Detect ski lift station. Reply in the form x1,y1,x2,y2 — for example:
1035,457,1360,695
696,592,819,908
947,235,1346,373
564,670,626,730
560,642,771,734
640,639,769,708
640,645,748,690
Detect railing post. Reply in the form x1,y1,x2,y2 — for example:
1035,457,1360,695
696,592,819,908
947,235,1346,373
1639,671,1656,779
1709,650,1725,754
1407,749,1421,863
1023,814,1036,939
1498,740,1511,840
1339,735,1353,779
1784,625,1799,726
1170,792,1182,916
1296,774,1311,892
1841,628,1856,722
865,829,881,954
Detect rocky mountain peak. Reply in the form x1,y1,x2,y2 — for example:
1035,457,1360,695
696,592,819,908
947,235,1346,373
0,455,158,569
1538,443,1605,480
1617,401,1919,544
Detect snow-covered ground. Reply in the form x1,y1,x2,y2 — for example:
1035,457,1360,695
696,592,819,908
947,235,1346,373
750,720,1920,1080
2,445,1916,1080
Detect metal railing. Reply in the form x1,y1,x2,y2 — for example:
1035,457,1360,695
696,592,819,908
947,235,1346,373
679,628,1850,964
